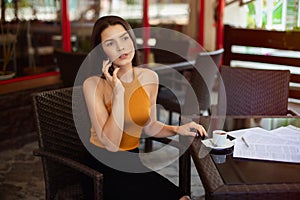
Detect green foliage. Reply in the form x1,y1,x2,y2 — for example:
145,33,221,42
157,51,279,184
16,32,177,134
247,2,256,28
292,26,300,31
262,12,267,28
18,0,30,8
0,22,19,73
126,0,136,5
272,118,300,128
248,2,256,15
272,2,282,24
5,0,13,8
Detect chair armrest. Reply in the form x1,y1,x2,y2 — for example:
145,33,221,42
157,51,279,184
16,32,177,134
33,149,103,200
148,137,185,150
287,109,300,116
161,77,190,86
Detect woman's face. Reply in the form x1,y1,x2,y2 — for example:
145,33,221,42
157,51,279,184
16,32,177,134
101,24,135,67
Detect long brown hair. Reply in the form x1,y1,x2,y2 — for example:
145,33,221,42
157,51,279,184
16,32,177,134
90,15,140,67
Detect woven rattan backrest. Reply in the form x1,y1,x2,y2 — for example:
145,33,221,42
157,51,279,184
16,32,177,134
33,87,87,162
218,66,290,115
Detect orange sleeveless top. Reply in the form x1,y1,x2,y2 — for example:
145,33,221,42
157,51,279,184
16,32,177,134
90,69,151,151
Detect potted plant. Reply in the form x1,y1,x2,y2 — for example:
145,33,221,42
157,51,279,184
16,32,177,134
0,22,18,80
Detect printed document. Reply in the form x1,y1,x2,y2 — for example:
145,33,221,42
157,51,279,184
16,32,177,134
231,126,300,163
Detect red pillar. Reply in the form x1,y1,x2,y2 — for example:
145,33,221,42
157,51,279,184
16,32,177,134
198,0,205,47
216,0,225,50
62,0,71,52
143,0,150,64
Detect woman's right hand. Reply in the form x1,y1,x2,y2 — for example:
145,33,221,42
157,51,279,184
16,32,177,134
102,59,124,93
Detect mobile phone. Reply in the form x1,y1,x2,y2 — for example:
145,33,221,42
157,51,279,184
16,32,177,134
108,64,115,76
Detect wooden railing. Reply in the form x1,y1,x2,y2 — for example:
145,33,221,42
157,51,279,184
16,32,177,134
223,25,300,100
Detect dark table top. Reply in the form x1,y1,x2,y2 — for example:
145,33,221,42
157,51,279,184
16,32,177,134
215,153,300,185
186,115,300,199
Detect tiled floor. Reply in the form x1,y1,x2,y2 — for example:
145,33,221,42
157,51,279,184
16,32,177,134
0,141,45,200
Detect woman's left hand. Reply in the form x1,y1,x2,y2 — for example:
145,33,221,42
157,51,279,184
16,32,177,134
177,122,207,138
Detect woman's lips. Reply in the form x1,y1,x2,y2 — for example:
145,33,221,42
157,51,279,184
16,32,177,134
119,53,128,59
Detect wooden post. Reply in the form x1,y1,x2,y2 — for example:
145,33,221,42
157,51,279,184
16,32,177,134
14,0,18,21
1,0,6,22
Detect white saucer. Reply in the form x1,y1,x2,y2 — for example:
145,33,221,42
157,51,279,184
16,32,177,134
202,138,234,150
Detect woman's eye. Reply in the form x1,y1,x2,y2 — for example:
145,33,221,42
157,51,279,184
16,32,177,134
105,41,113,47
123,35,130,41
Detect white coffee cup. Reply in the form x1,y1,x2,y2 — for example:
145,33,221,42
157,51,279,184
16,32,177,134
212,130,227,147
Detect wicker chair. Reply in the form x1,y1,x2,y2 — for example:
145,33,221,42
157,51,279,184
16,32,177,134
183,48,224,116
54,49,88,87
32,87,103,200
217,66,296,116
152,39,190,64
146,49,224,153
156,48,224,124
145,49,224,192
153,39,191,123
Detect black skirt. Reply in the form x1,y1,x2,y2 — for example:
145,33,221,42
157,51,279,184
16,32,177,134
84,147,185,200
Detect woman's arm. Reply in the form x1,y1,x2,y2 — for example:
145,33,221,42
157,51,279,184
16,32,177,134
142,69,207,138
83,75,124,152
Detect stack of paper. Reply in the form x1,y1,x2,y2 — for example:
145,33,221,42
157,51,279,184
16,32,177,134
230,125,300,163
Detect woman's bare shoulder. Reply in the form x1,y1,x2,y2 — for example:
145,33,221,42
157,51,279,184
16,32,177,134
83,76,105,91
135,67,158,83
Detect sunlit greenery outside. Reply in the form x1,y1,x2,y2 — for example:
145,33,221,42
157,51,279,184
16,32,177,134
246,0,299,30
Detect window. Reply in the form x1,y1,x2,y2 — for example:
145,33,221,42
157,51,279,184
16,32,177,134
100,0,189,25
224,0,300,30
248,0,299,30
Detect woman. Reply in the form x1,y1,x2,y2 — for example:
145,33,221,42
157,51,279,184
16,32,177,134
83,15,206,200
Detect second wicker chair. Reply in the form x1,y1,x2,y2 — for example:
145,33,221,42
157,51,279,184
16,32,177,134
217,66,295,116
